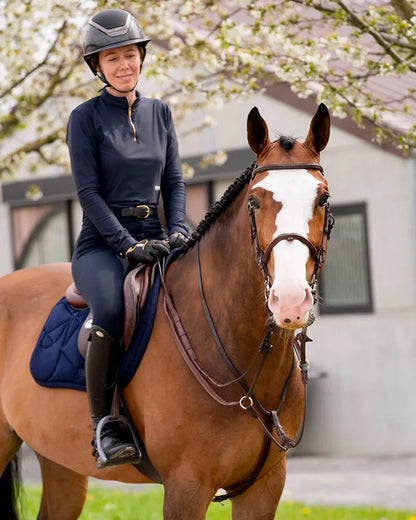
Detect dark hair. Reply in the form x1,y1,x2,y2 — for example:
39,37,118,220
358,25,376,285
278,136,296,151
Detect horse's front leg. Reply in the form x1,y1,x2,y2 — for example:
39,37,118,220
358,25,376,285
163,472,215,520
230,456,287,520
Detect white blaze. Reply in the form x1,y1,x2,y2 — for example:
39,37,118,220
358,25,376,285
254,169,320,326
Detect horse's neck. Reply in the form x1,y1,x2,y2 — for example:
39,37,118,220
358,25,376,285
175,196,295,401
200,210,264,336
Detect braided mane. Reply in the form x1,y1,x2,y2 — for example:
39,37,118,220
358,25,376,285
182,162,255,252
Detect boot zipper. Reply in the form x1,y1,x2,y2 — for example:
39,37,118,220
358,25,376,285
128,106,137,141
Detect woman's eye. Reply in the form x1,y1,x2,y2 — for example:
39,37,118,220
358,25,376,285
319,193,330,207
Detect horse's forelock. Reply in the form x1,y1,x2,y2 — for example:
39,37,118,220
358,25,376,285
278,136,296,151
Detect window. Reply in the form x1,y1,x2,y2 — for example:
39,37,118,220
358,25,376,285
318,203,373,314
11,202,74,269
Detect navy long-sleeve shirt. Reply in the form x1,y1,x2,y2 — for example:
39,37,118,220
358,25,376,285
66,89,188,256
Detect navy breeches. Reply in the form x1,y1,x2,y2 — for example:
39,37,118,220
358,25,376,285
71,215,166,339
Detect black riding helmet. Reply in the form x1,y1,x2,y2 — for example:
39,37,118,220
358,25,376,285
83,9,150,85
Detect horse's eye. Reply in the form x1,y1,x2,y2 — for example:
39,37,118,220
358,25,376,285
318,193,330,207
249,196,260,210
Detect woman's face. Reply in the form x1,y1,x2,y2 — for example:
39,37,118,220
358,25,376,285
98,44,142,94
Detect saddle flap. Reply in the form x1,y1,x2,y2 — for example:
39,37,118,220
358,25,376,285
123,264,153,348
65,263,153,358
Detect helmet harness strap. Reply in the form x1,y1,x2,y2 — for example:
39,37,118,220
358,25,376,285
97,71,137,94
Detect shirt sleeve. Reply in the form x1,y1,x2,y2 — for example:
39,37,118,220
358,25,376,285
66,107,137,256
160,104,189,237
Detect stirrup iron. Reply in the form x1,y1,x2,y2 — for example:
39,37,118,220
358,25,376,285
95,414,142,469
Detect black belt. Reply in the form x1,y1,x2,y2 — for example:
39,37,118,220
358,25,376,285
112,205,158,219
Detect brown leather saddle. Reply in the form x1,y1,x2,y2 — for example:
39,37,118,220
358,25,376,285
65,263,153,357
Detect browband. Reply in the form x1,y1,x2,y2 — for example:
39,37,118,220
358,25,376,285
252,163,324,179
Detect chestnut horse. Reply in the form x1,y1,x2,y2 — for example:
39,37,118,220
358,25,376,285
0,104,330,519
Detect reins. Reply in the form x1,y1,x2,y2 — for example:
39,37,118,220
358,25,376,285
159,161,334,502
196,241,276,402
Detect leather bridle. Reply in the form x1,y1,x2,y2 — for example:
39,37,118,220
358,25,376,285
248,162,334,307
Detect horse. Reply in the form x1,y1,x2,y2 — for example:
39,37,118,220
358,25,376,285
0,103,331,520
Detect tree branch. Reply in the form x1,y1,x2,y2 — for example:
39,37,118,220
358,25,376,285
0,21,67,100
291,0,416,72
0,57,76,137
335,0,413,69
391,0,415,20
0,130,61,177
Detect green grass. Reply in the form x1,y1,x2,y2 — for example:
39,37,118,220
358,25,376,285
17,486,416,520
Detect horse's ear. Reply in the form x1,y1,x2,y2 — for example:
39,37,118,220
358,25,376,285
247,107,271,155
304,103,330,153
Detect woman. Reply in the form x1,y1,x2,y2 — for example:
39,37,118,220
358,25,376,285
66,8,189,469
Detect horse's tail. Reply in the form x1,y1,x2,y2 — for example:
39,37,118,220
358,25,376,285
0,455,21,520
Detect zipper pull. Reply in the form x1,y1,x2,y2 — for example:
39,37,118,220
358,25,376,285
128,106,137,142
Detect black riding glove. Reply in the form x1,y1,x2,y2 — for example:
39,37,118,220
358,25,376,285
168,232,189,249
126,239,170,266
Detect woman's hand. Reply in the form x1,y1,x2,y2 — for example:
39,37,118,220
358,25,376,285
168,232,188,249
126,239,170,265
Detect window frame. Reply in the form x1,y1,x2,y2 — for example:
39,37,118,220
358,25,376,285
11,201,74,270
318,202,374,315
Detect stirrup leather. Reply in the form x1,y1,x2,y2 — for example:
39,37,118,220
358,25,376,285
94,414,142,469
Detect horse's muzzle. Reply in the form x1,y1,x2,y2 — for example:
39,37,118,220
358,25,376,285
268,285,313,329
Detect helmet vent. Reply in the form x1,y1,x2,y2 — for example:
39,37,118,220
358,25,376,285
88,16,132,38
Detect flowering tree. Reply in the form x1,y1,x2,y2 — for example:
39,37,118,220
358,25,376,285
1,0,415,179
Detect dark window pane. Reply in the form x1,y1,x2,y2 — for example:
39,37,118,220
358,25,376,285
319,203,373,314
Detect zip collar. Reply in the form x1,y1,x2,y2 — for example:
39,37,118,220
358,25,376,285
100,88,141,111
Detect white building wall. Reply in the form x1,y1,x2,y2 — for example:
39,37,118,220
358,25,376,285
0,203,14,275
179,93,416,455
306,138,416,455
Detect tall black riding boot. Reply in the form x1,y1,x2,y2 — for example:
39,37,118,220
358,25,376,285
85,325,139,469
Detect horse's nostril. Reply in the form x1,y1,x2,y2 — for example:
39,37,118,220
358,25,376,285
274,294,279,303
284,318,291,324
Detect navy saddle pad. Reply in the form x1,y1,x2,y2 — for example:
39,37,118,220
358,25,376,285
30,271,161,391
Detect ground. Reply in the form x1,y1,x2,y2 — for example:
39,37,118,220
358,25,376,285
20,444,416,509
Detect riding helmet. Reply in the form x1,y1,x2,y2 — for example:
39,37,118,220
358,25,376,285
83,9,150,76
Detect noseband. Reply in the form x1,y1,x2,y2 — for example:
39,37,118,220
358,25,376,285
248,162,335,304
